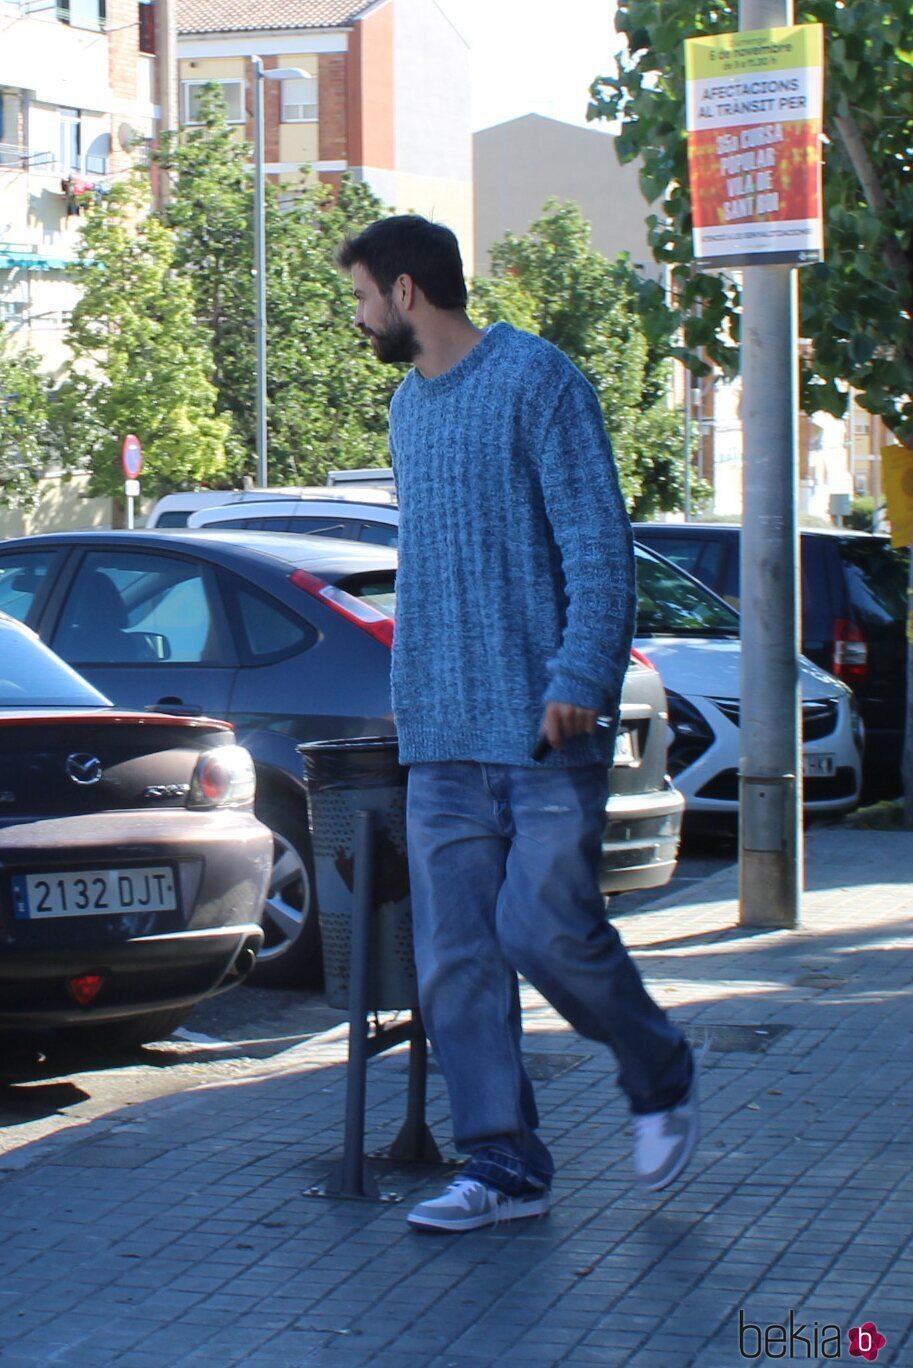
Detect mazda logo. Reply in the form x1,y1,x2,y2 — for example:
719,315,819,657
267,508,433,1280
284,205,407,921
66,753,103,785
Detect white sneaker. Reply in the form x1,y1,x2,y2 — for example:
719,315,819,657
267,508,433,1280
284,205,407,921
633,1069,700,1192
407,1177,550,1232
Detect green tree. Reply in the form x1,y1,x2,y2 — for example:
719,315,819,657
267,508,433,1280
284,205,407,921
470,200,693,518
53,177,233,499
158,86,400,484
589,0,913,441
0,337,52,507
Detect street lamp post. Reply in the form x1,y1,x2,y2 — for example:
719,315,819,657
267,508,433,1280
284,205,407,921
251,57,312,488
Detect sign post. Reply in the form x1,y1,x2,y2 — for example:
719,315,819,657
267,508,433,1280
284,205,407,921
685,8,825,929
121,434,143,530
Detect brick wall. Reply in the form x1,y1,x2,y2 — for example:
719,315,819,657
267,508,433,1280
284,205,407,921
318,52,347,163
108,0,140,177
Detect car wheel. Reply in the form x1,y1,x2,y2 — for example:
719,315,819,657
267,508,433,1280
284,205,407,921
54,1006,193,1054
250,795,322,989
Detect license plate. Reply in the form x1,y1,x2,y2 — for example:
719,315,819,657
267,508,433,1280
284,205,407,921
613,729,637,766
803,753,835,778
11,867,177,920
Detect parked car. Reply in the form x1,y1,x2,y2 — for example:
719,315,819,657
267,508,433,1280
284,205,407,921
0,530,683,984
634,523,907,787
633,546,863,824
0,613,270,1050
147,484,396,529
179,510,863,830
187,494,399,547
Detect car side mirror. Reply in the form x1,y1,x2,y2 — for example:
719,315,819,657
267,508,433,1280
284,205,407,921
141,632,171,660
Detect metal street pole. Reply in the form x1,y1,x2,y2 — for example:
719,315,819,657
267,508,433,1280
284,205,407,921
252,57,268,489
683,372,692,520
251,60,310,489
738,0,802,927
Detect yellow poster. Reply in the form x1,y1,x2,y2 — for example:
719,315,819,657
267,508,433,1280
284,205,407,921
881,443,913,548
684,24,824,268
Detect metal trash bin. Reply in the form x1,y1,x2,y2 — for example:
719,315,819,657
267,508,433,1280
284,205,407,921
300,737,418,1012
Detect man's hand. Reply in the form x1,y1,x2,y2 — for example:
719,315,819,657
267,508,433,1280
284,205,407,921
539,701,598,750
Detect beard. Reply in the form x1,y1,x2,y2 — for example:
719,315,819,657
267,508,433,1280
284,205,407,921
363,306,420,365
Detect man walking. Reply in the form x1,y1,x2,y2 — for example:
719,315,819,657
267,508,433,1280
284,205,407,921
337,215,697,1233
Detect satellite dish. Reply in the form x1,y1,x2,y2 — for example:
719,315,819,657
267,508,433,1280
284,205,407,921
118,123,137,151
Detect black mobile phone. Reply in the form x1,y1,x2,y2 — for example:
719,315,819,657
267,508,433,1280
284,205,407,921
531,736,552,762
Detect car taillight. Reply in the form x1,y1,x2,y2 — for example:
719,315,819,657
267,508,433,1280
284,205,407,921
833,618,868,684
290,569,394,648
630,647,657,671
189,745,257,808
69,973,105,1006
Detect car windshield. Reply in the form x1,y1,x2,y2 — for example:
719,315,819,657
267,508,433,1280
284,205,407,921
635,550,740,636
339,572,397,617
0,619,112,708
839,538,908,624
338,559,739,637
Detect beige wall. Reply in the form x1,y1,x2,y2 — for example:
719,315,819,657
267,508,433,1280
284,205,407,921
474,115,659,279
0,472,113,539
394,171,474,276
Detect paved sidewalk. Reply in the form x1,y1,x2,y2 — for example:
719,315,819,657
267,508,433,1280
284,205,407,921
0,827,911,1367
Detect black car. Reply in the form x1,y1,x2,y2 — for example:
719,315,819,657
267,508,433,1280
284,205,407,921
634,524,908,788
0,613,270,1050
0,530,683,985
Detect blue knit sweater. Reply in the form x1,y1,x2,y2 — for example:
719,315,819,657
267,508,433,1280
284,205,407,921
389,322,636,768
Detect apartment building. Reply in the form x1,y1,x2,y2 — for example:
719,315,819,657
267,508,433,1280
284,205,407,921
176,0,473,270
0,0,157,372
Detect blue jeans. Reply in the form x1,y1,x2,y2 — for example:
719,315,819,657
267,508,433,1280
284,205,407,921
406,761,691,1197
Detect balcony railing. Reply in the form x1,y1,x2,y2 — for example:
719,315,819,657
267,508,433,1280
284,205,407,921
0,145,55,170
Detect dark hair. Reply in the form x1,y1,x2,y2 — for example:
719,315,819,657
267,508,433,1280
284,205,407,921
336,215,468,310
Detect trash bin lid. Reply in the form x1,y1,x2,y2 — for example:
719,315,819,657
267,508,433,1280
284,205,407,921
298,736,406,791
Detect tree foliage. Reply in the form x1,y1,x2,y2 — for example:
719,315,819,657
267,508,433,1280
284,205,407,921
52,176,233,499
157,87,400,485
470,200,695,518
0,337,52,507
589,0,913,441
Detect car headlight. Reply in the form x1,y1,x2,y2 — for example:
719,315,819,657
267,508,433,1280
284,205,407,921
664,690,716,777
847,694,865,754
189,745,257,808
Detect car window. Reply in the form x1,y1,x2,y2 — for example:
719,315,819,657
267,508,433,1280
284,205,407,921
292,516,363,539
231,582,318,663
0,550,60,625
221,515,294,532
52,552,230,665
635,552,740,636
0,619,111,708
358,520,399,548
839,538,908,626
152,510,193,527
638,534,729,597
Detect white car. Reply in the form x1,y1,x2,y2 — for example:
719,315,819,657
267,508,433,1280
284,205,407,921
186,492,399,545
633,546,863,821
148,484,397,530
180,497,863,821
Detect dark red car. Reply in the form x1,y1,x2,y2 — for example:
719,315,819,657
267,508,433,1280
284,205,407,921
0,613,271,1051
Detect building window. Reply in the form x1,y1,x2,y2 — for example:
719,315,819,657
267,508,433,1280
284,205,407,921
56,0,105,30
138,0,155,54
280,77,318,123
58,108,81,176
181,80,244,126
0,89,22,166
